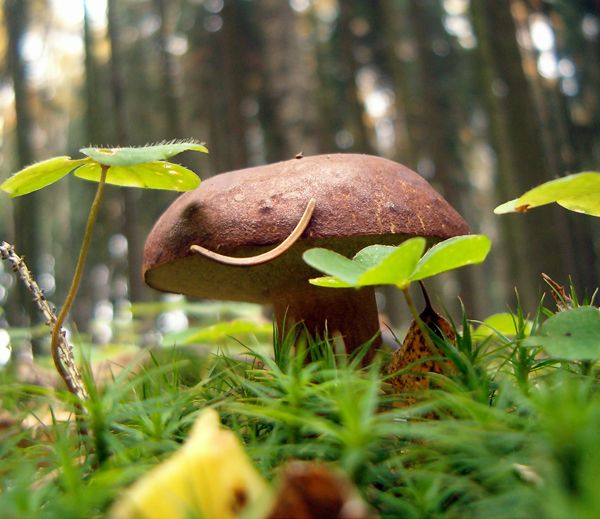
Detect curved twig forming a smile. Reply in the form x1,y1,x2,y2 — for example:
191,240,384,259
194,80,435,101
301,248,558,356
190,198,316,266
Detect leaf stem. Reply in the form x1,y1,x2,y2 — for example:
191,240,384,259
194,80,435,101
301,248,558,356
401,285,420,323
51,165,108,396
401,285,436,353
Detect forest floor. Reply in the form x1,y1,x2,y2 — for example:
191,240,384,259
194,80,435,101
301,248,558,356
1,296,600,519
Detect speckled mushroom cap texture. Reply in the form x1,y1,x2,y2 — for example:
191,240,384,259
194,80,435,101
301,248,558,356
143,154,470,303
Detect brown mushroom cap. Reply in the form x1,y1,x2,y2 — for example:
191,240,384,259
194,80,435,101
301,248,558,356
143,153,469,304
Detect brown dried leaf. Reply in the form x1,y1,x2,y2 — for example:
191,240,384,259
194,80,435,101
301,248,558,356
387,288,455,397
267,462,373,519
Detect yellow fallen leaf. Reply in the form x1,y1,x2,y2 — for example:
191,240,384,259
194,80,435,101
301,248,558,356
111,408,271,519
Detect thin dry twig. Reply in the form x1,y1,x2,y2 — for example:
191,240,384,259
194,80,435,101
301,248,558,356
541,272,572,312
0,240,88,400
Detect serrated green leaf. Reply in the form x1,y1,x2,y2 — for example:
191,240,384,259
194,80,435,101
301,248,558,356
308,276,353,288
74,161,200,191
411,235,491,282
353,245,397,269
80,141,208,167
494,172,600,217
0,157,90,197
302,248,365,285
357,237,426,288
522,306,600,360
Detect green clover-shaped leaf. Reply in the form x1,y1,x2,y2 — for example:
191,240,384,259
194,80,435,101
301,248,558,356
0,141,207,197
357,238,426,289
74,161,200,191
0,157,91,197
303,235,491,290
522,306,600,360
302,248,365,285
411,235,491,281
79,140,208,167
494,172,600,217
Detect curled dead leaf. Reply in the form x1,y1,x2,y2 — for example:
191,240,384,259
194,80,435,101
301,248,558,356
386,285,455,400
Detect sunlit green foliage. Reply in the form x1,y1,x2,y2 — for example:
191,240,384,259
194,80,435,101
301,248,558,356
495,171,600,217
0,141,207,197
2,293,600,518
523,306,600,360
303,235,491,289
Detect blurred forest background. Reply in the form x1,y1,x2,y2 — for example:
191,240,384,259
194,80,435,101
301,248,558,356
0,0,599,352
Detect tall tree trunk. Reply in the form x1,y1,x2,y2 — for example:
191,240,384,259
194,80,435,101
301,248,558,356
526,0,600,295
256,0,318,161
337,0,373,153
305,6,337,153
5,0,42,333
371,0,418,166
83,0,103,144
153,0,182,139
471,0,573,310
107,0,145,303
216,0,249,170
408,0,481,314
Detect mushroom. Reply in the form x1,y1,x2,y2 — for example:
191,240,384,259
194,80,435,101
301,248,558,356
143,154,469,360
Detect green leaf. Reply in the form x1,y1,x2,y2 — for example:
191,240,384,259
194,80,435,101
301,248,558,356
352,245,397,269
523,306,600,360
80,141,208,167
0,156,90,197
558,193,600,216
357,237,426,288
494,172,600,217
308,276,353,288
171,320,272,344
411,235,491,282
302,248,366,285
74,161,200,191
473,312,532,339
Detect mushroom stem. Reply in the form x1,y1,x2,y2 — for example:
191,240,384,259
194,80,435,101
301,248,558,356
190,198,316,266
273,287,382,363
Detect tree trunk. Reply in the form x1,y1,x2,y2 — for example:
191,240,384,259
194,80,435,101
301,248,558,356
107,0,146,303
83,0,103,144
408,0,481,314
153,0,182,139
5,0,42,333
256,0,319,161
336,0,373,153
471,0,573,310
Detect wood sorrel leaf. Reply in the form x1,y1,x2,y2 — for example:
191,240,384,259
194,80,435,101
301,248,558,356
80,141,208,167
357,237,426,288
0,157,91,197
522,306,600,360
353,244,397,269
303,248,366,285
308,276,353,288
411,235,491,282
494,172,600,217
305,235,490,290
74,161,200,191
